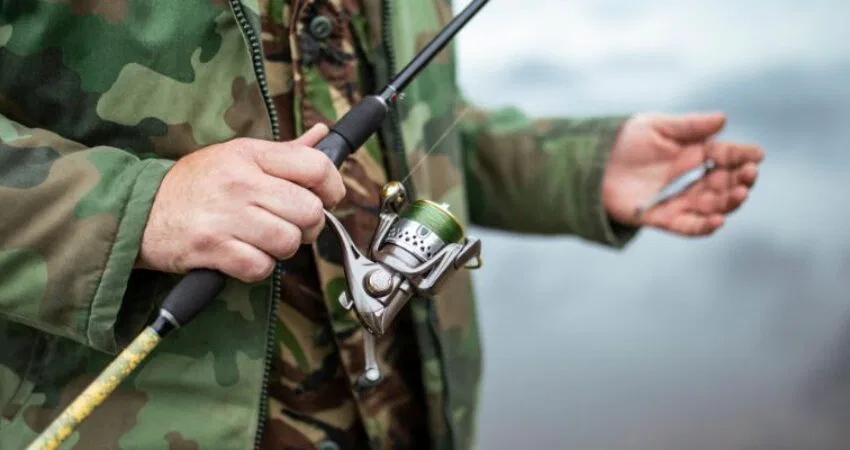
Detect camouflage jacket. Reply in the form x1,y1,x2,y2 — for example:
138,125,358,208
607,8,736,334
0,1,636,449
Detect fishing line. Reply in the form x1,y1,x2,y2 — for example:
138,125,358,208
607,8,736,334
398,104,474,186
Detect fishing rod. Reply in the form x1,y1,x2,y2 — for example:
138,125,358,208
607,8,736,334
26,1,489,448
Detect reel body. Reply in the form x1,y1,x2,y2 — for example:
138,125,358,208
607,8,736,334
322,181,482,385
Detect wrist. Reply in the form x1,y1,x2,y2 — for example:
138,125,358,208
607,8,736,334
600,125,643,228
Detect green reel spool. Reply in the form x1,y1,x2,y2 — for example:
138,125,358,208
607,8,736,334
399,200,465,244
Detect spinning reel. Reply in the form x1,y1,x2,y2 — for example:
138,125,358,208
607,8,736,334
323,181,483,386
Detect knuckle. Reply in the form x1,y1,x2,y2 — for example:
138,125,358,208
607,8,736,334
229,137,250,150
636,112,655,122
236,255,274,283
276,226,301,258
322,154,336,175
302,221,324,244
307,152,333,183
332,180,346,205
304,195,325,225
222,172,253,195
231,137,261,156
190,227,220,253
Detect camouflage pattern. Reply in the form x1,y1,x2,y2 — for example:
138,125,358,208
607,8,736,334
0,0,636,449
260,2,438,448
26,326,162,450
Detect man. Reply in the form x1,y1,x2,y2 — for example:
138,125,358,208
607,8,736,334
0,1,763,449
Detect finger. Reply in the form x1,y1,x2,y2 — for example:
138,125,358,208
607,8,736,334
709,141,764,167
641,198,725,235
293,123,330,147
657,112,726,142
252,177,326,232
702,163,758,193
704,168,734,193
667,213,725,237
254,144,347,208
734,162,759,188
692,190,727,215
209,239,277,283
691,185,749,215
724,186,749,213
300,217,326,245
233,206,303,259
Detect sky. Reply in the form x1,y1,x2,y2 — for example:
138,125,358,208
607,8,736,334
454,0,850,116
447,1,850,448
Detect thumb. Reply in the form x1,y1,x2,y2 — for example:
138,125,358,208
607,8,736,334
656,112,726,141
293,123,331,147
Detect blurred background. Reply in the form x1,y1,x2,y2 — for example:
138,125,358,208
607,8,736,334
452,0,850,448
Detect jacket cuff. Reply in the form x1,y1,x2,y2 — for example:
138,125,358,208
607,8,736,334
87,158,174,353
575,117,641,249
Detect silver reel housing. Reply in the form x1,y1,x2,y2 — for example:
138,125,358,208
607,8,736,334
322,181,482,386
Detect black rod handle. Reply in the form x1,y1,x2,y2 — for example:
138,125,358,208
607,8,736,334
314,95,389,166
159,269,226,328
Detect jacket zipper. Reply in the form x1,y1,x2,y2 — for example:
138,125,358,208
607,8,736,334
227,2,281,449
380,0,415,199
380,2,453,449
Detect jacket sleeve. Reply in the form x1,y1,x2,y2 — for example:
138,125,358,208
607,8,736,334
0,114,174,354
458,104,640,249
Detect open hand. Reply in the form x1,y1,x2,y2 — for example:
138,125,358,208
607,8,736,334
602,112,764,236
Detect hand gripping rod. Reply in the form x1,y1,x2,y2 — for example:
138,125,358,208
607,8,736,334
26,1,490,448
